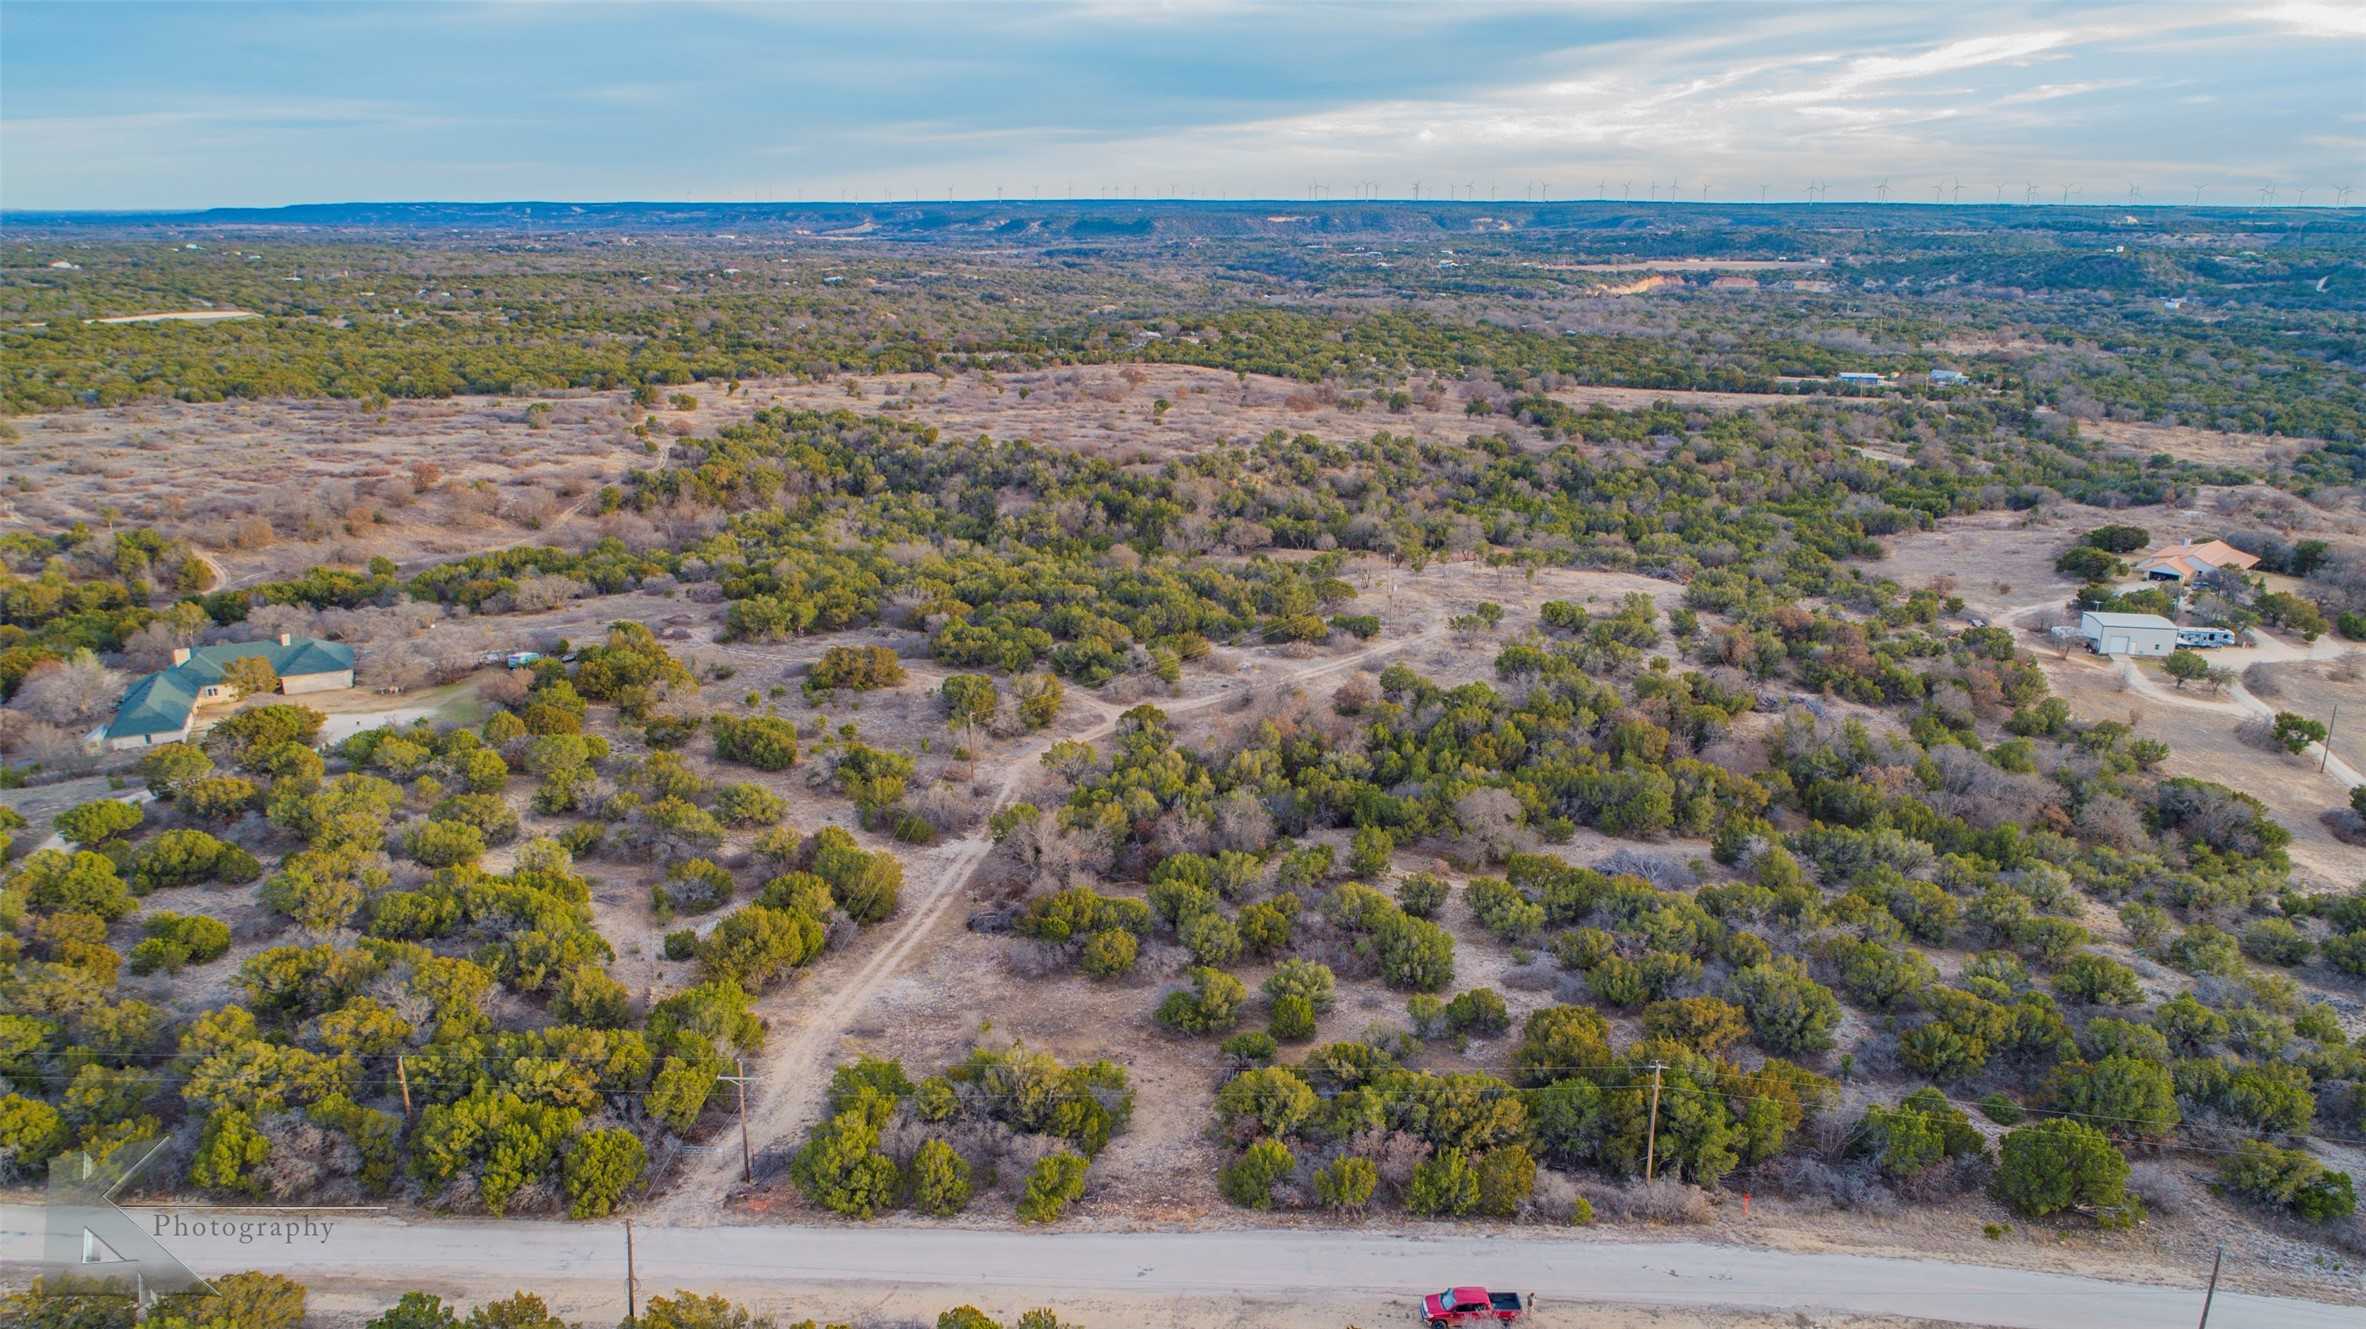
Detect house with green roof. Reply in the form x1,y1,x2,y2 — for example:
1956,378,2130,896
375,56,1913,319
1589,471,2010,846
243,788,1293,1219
100,633,356,751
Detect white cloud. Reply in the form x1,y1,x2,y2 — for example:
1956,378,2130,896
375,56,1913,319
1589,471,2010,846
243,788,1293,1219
2252,2,2366,38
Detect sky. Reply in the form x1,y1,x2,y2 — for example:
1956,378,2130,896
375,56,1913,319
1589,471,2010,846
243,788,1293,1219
2,1,2362,211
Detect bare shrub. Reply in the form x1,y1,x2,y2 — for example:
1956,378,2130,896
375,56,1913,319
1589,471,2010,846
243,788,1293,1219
1002,940,1073,980
1595,849,1695,889
1451,786,1527,864
121,620,199,672
1576,1178,1715,1224
12,657,126,726
1754,1156,1898,1213
501,574,585,614
1211,787,1274,855
912,780,983,834
217,604,317,645
230,515,277,549
1525,1171,1591,1225
2242,662,2279,698
2127,1161,2200,1216
2074,794,2145,849
0,713,93,763
1925,744,2053,829
1501,958,1560,992
1349,1129,1432,1197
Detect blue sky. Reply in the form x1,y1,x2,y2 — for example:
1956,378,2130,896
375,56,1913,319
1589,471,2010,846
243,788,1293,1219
3,1,2362,210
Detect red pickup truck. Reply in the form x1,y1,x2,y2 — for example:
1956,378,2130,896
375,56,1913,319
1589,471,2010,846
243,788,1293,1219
1421,1286,1527,1326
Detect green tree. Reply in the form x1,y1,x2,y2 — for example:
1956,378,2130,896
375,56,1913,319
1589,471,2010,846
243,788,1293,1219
1079,928,1138,978
54,798,143,848
637,1293,769,1329
563,1127,647,1218
222,655,280,699
1406,1146,1482,1216
908,1138,972,1216
188,1108,270,1196
1157,967,1246,1034
1729,961,1841,1056
2218,1140,2356,1223
1017,1151,1089,1223
2162,649,2209,688
1993,1118,2138,1225
137,742,215,798
1314,1155,1378,1214
2270,711,2328,754
940,674,999,735
1219,1137,1293,1209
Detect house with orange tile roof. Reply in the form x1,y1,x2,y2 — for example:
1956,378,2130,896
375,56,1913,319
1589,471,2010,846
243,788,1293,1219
2136,538,2259,585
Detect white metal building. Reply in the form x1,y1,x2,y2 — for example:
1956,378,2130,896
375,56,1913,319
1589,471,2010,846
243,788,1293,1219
2080,611,2179,657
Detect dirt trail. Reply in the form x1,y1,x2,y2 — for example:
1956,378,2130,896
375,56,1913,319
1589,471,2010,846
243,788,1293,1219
647,629,1440,1220
2115,644,2364,791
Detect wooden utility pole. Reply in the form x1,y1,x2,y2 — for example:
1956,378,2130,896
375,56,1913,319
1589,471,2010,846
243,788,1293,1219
2195,1244,2222,1329
1642,1062,1669,1182
718,1060,754,1183
395,1056,412,1118
2320,704,2339,774
624,1218,639,1324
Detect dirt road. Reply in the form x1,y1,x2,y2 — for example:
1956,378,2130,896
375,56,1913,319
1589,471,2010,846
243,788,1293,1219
647,629,1441,1219
2114,641,2364,791
25,1215,2350,1329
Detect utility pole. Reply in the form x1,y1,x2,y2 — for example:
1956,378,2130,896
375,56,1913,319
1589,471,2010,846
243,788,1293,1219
624,1218,639,1325
2321,703,2339,774
395,1055,412,1118
1643,1062,1669,1182
2195,1245,2222,1329
718,1060,754,1182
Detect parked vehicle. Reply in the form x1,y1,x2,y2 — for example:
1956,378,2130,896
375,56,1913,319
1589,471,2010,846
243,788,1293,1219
2176,627,2236,648
1420,1286,1526,1326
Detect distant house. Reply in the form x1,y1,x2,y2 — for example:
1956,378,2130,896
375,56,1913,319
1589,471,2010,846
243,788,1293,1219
2137,538,2260,584
2080,611,2178,657
1929,368,1969,385
1835,371,1884,386
100,634,355,751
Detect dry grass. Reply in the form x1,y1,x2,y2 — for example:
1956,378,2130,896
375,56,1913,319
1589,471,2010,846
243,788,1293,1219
1,392,655,585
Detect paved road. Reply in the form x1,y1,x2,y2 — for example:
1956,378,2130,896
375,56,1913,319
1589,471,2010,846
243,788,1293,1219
13,1217,2349,1329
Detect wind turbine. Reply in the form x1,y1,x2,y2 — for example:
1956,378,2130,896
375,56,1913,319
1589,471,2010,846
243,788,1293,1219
2295,185,2310,206
2127,184,2141,206
2339,185,2354,206
1952,177,1965,205
2024,182,2038,205
1875,177,1890,203
2061,184,2076,204
2259,184,2276,204
2192,185,2205,206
